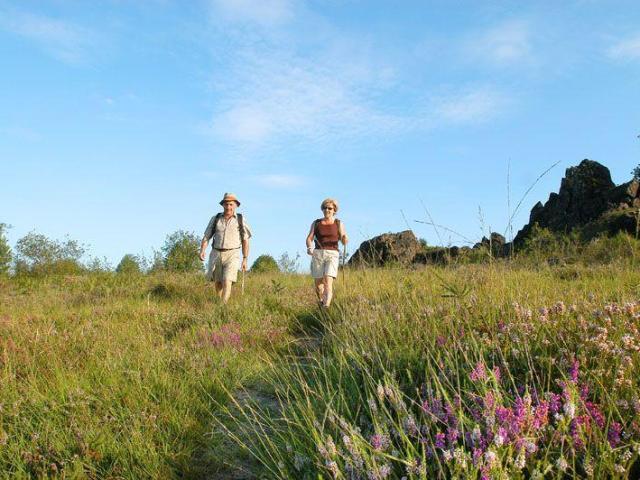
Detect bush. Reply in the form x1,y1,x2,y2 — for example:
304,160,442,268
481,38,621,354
14,231,85,276
519,224,580,264
582,231,640,264
278,252,300,273
251,254,280,273
0,223,11,276
162,230,202,273
116,254,143,275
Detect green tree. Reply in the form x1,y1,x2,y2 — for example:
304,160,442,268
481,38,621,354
162,230,202,273
0,223,11,276
148,250,165,273
86,256,112,273
15,232,85,275
116,254,142,275
251,254,280,273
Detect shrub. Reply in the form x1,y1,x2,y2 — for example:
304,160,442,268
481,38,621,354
0,223,11,276
116,254,143,275
278,252,300,273
582,231,640,264
14,231,85,276
162,230,202,273
518,224,581,264
251,254,280,273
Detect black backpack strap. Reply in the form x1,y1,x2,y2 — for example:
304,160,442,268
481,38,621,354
237,213,245,240
212,212,223,240
313,219,322,248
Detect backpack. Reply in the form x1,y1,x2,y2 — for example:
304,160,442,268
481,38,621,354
213,212,245,240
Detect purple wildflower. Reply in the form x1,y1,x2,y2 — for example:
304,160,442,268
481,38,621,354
569,358,579,383
547,393,562,415
434,432,446,449
446,427,459,445
532,401,549,430
585,401,605,429
470,362,487,382
444,402,457,422
608,422,622,448
570,417,585,450
495,405,511,424
472,448,483,466
370,433,390,451
493,427,507,446
483,391,496,411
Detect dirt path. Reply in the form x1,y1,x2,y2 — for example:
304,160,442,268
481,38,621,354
198,307,328,479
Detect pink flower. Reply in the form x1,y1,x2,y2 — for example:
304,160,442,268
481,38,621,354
470,362,487,382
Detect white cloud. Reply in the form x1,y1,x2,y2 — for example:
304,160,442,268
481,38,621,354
435,89,509,124
204,8,513,155
608,33,640,61
254,174,305,188
208,48,405,148
466,20,534,66
214,105,273,143
0,8,97,64
209,0,295,27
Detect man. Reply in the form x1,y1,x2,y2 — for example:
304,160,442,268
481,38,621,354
199,193,252,303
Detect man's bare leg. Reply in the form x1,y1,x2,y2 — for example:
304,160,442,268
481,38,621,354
221,280,233,304
314,278,325,304
323,276,334,307
214,281,223,299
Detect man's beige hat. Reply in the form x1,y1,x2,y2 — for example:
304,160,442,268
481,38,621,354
220,192,240,206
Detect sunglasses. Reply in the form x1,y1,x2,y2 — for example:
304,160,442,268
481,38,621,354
322,206,334,211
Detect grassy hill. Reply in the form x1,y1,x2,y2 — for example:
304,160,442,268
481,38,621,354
1,263,640,478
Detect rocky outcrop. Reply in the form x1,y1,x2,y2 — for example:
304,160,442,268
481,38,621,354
350,231,508,267
414,246,468,264
348,230,421,267
349,160,639,267
514,159,640,245
474,232,508,257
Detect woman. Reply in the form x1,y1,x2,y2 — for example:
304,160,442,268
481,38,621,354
306,198,348,308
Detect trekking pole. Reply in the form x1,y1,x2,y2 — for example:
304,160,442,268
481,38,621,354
241,269,245,296
341,244,346,286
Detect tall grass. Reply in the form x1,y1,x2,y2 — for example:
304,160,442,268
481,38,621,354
0,272,303,478
220,266,640,479
2,259,640,478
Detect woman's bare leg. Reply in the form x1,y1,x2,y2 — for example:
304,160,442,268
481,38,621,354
323,276,334,307
314,278,325,304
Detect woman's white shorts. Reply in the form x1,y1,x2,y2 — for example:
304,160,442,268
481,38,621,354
310,249,340,279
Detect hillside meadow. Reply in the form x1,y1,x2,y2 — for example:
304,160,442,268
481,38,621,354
1,259,640,478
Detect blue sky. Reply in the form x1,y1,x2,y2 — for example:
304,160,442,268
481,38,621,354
1,0,639,267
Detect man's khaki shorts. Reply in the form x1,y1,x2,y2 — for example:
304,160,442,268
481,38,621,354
207,249,241,283
310,248,340,279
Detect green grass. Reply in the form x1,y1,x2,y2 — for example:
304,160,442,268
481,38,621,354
1,264,640,478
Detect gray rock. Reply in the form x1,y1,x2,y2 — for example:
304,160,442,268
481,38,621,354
348,230,421,267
